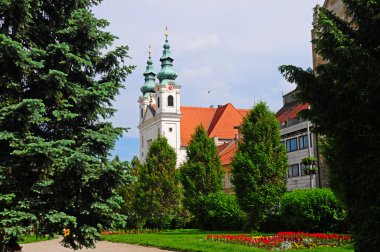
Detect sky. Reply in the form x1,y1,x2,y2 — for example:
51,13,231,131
92,0,325,161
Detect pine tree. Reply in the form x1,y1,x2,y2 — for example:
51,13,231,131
232,102,287,229
134,136,181,229
180,125,223,209
0,0,134,250
279,1,380,250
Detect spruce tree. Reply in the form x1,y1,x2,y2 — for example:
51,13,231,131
279,1,380,250
232,102,287,229
134,136,181,229
0,0,134,250
180,125,223,208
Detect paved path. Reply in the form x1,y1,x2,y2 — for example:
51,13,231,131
22,238,172,252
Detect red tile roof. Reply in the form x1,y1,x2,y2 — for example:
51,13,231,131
208,103,246,139
180,106,216,146
218,142,238,165
276,100,309,124
180,103,247,146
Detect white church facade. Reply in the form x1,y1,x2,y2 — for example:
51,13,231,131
138,32,186,166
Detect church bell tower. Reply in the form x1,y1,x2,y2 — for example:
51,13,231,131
138,28,182,166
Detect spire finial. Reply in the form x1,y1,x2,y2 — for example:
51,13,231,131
148,44,152,58
165,26,168,41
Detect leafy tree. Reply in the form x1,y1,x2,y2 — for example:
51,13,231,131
232,102,287,229
180,125,223,206
0,0,134,250
279,1,380,250
134,136,181,229
117,156,139,228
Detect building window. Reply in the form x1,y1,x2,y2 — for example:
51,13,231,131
157,97,160,108
169,127,173,132
300,163,307,176
286,137,298,152
168,95,174,106
229,174,234,188
288,164,300,178
140,108,143,118
299,135,309,149
141,136,144,148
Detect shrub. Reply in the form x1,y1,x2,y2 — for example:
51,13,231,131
280,189,346,232
195,191,247,230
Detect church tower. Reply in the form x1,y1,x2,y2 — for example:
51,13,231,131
138,28,182,165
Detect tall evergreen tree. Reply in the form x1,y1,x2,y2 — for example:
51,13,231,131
279,1,380,250
134,136,181,229
232,102,287,229
180,125,223,203
0,0,134,250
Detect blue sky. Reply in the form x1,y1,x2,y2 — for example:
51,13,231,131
92,0,325,162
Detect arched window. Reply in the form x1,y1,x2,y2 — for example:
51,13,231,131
157,97,160,108
168,95,174,107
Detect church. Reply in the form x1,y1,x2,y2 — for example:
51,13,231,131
137,30,248,191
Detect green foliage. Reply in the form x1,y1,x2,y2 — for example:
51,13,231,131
180,125,223,212
134,136,181,229
232,102,287,229
117,155,139,228
279,1,380,250
194,192,247,230
280,189,346,232
0,0,134,250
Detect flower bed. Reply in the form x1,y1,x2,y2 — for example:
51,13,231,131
205,232,352,250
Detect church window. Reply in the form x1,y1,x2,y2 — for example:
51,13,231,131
141,136,144,147
140,108,143,118
168,95,174,106
157,97,160,108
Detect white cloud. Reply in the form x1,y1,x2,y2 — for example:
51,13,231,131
181,66,214,78
177,34,221,53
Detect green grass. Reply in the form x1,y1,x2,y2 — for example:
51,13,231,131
101,229,354,252
20,235,52,244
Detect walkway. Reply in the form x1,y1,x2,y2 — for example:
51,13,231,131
22,238,172,252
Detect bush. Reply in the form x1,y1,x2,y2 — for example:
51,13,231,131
280,189,346,232
195,191,247,230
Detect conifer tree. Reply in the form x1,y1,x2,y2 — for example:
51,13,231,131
0,0,134,250
180,125,223,208
279,1,380,250
134,136,181,229
232,102,287,229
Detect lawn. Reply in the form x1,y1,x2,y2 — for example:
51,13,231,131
20,235,51,244
101,229,354,252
